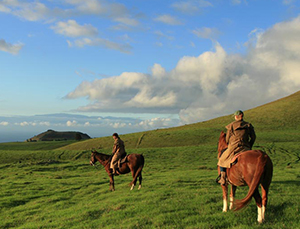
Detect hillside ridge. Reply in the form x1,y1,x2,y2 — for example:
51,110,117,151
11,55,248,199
59,90,300,151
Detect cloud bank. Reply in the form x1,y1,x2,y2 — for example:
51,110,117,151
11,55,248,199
0,0,138,53
65,16,300,124
0,113,179,142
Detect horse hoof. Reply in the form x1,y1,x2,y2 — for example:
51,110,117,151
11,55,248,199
138,185,142,190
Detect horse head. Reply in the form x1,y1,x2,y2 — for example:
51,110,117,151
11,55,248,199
90,150,97,166
218,131,228,159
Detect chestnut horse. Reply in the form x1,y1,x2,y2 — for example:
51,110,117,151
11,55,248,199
217,131,273,223
90,150,144,191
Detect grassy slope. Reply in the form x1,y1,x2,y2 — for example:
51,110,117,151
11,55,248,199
58,90,300,151
0,145,299,229
0,141,77,151
0,91,300,228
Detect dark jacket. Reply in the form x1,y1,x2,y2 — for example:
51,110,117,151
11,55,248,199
218,119,256,168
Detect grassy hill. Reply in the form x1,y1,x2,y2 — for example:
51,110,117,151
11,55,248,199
1,91,299,229
59,90,300,151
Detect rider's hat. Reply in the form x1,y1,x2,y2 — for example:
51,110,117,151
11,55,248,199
233,110,243,116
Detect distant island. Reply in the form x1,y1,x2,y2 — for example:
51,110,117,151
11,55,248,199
26,129,91,142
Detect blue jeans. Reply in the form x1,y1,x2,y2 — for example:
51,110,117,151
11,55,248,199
220,167,226,172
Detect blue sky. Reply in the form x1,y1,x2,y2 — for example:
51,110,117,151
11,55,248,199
1,0,300,142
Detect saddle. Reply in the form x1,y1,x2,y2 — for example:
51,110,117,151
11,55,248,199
230,151,248,166
118,153,128,168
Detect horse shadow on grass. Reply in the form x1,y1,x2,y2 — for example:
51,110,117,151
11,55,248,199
265,201,292,224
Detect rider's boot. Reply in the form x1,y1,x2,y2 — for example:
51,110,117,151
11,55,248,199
218,171,227,186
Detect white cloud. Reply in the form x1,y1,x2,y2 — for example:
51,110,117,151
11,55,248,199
0,0,132,21
1,0,140,32
113,17,139,27
13,121,50,127
39,122,50,126
0,4,11,13
137,117,176,129
0,39,24,55
172,0,213,14
66,120,78,126
0,1,51,21
51,20,98,37
193,27,221,40
172,1,200,14
64,15,300,124
1,114,179,142
19,121,29,126
67,37,132,53
110,122,127,128
154,14,183,25
0,121,9,126
65,0,106,15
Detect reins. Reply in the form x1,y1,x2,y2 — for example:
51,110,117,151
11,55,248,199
92,152,112,168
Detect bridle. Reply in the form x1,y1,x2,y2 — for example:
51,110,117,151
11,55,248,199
90,152,112,168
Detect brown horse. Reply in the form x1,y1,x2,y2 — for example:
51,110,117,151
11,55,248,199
217,131,273,223
90,150,144,191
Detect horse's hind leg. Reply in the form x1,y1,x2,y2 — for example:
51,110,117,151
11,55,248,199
229,185,237,210
260,161,272,222
130,170,137,190
253,188,263,223
261,182,270,222
130,166,143,191
138,172,142,190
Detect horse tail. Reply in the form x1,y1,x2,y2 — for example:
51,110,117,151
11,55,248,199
233,152,267,211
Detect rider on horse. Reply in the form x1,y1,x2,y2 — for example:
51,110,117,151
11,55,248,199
110,133,126,175
217,110,256,185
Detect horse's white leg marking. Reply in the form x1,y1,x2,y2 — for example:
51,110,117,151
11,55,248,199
138,185,141,190
223,198,228,212
130,184,135,190
257,206,263,223
262,205,266,222
229,196,234,210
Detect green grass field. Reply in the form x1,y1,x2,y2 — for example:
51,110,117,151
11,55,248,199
1,91,300,228
0,141,299,229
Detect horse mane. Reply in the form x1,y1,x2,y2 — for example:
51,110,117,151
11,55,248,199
92,150,111,161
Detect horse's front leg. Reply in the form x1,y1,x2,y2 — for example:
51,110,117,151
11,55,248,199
221,184,228,212
109,175,115,191
229,185,236,210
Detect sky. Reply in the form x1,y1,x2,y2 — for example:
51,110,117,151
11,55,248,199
0,0,300,142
